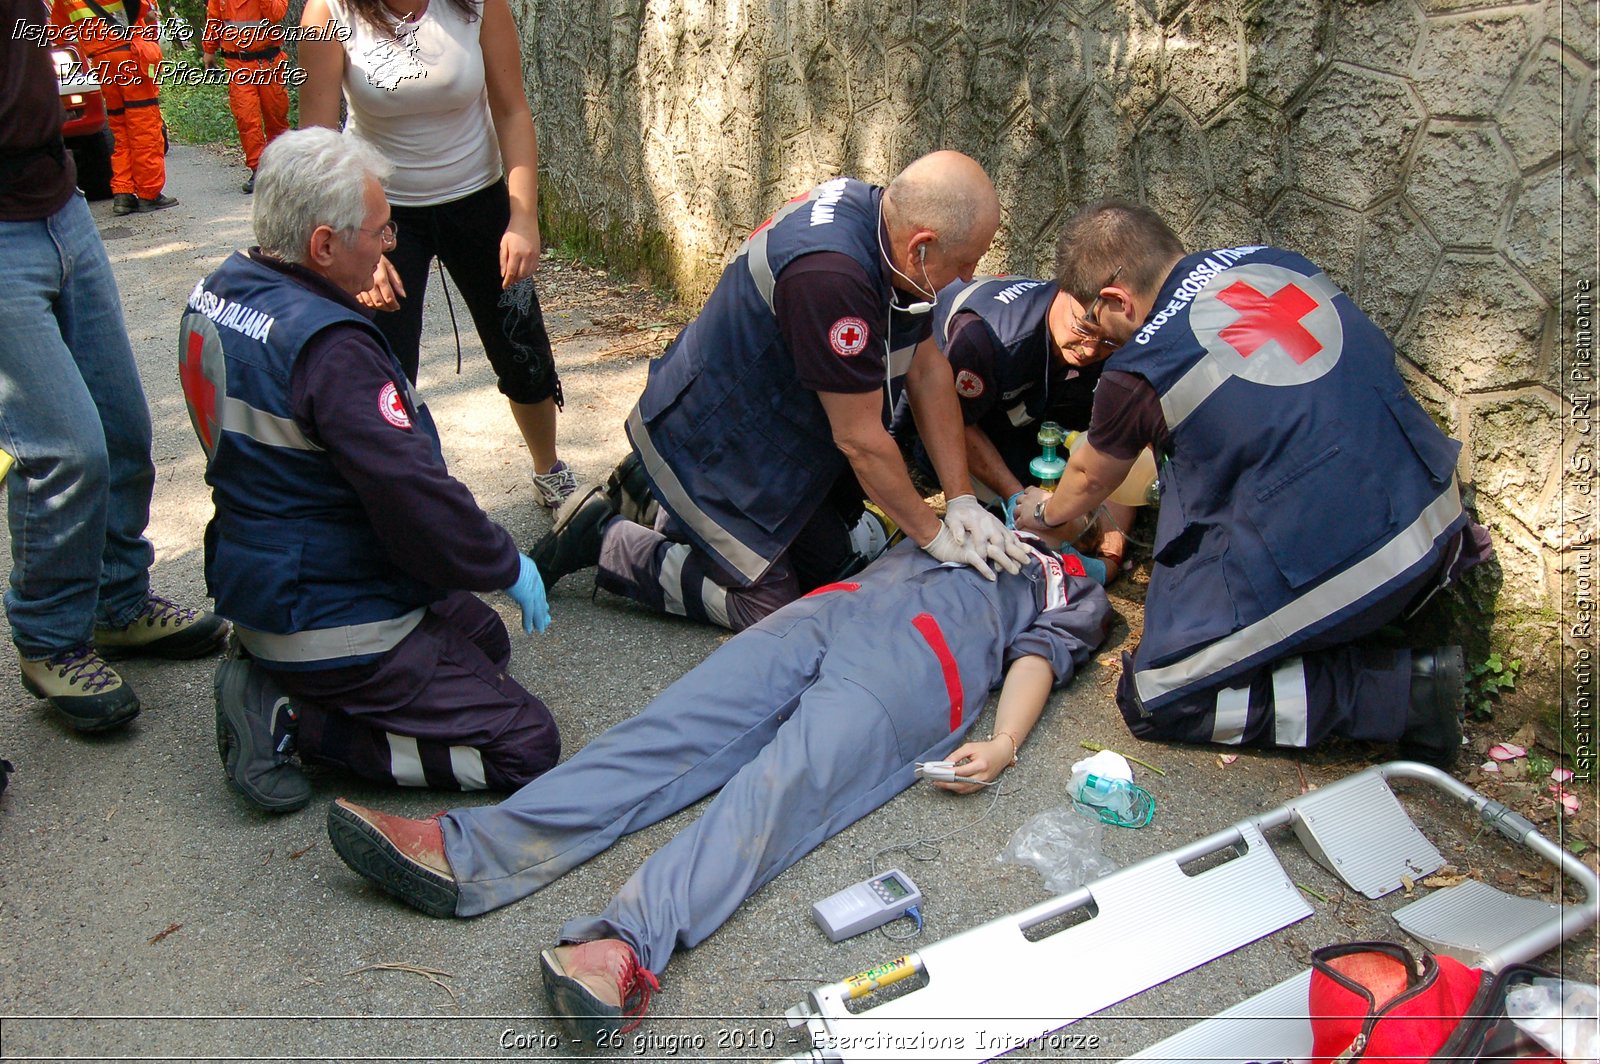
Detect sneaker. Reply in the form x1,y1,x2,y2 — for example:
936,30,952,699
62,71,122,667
1399,646,1465,769
540,939,659,1044
529,482,617,586
241,171,255,194
327,798,459,917
533,460,578,509
94,594,230,660
214,648,310,812
137,194,179,212
111,193,138,216
18,645,140,732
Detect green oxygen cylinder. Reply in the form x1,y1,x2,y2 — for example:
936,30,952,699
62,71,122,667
1029,421,1067,489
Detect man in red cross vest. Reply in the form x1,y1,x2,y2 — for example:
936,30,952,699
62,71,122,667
1020,200,1492,767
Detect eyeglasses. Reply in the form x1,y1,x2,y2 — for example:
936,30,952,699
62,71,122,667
1070,265,1124,341
350,219,399,248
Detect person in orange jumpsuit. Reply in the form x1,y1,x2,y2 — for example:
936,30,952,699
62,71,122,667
52,0,176,215
201,0,289,193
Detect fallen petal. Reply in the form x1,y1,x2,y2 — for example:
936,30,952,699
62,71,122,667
1218,754,1238,766
1551,767,1574,783
1560,794,1581,815
1480,761,1501,773
1488,743,1527,761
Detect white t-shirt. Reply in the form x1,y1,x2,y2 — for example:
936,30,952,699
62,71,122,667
328,0,503,206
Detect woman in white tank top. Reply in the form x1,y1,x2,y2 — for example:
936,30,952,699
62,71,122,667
297,0,577,509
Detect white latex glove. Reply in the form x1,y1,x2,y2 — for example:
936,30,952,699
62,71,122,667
920,522,996,581
944,494,1030,576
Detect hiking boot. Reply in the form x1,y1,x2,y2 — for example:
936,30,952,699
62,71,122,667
530,482,617,586
540,939,659,1045
137,194,179,212
214,649,310,812
533,460,579,509
327,798,458,917
1399,646,1465,769
111,193,138,215
241,171,255,194
18,645,140,732
94,594,230,660
607,451,656,524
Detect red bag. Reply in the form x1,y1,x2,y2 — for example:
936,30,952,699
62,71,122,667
1309,941,1561,1063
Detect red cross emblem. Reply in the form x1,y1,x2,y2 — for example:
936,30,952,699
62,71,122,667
1190,262,1345,389
179,316,224,458
378,382,412,429
1216,280,1322,364
829,316,869,357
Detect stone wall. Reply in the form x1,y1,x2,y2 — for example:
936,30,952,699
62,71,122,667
514,0,1595,710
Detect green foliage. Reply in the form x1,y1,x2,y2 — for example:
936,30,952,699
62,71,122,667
1466,652,1522,721
159,58,300,147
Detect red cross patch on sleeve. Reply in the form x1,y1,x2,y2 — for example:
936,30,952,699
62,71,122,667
829,316,870,357
378,382,413,429
955,369,985,398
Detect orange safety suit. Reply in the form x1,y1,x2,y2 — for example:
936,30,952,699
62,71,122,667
201,0,288,171
52,0,167,200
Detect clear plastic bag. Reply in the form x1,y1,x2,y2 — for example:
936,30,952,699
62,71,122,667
1506,977,1600,1063
997,805,1120,894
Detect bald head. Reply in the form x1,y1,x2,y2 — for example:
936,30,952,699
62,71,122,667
884,150,1000,251
881,150,1000,294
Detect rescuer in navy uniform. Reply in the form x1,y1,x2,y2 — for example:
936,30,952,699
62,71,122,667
179,129,557,812
893,273,1135,580
1020,200,1491,767
531,151,1031,632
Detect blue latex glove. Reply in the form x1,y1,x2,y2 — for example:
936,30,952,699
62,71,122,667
505,554,550,634
1003,491,1024,529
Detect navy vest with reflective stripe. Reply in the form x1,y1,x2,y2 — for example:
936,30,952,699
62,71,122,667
1106,246,1466,704
934,275,1065,425
181,253,442,669
628,178,928,584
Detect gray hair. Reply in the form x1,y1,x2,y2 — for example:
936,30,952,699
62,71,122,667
253,128,393,265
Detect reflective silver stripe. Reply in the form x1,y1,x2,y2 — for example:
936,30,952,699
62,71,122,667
219,395,321,451
628,404,772,583
1007,401,1032,427
387,734,426,787
1136,481,1463,706
234,607,425,665
939,276,1001,346
738,194,818,311
449,745,487,791
744,225,776,310
1159,271,1344,430
1212,684,1249,745
700,579,730,629
1160,357,1233,431
1271,657,1309,747
887,342,917,380
658,543,692,617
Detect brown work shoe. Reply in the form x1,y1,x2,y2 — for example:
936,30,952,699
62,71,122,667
540,939,659,1045
94,593,230,660
326,798,458,917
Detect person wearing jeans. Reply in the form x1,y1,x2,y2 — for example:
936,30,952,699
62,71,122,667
1,18,228,733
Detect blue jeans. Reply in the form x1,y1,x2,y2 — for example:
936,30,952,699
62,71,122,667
0,192,154,657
